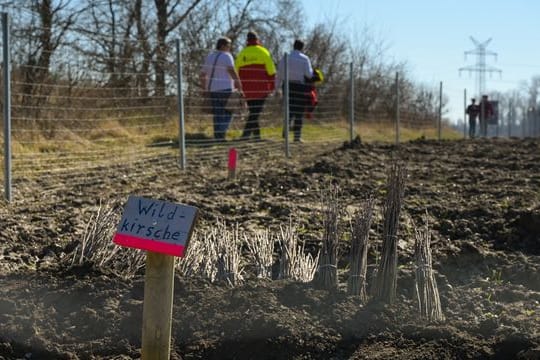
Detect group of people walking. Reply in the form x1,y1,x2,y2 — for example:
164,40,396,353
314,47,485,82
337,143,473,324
200,32,320,142
466,95,494,138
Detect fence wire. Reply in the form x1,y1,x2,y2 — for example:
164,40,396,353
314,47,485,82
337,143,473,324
2,21,539,201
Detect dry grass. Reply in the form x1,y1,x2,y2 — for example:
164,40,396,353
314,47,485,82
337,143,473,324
356,121,462,142
4,118,462,157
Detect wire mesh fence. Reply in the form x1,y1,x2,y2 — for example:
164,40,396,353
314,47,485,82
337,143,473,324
1,13,539,202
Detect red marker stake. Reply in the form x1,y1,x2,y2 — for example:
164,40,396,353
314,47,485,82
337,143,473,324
228,147,237,180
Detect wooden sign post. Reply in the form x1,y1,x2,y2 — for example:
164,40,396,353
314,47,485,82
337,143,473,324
113,196,199,360
141,251,175,358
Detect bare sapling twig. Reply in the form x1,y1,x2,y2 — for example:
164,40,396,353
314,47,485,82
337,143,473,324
76,204,117,266
374,162,406,304
180,230,220,282
313,184,341,290
214,222,244,286
348,196,375,301
176,234,210,279
414,216,445,322
245,229,274,279
178,222,244,285
200,231,219,281
369,218,382,298
294,241,320,283
278,218,299,279
278,218,319,282
67,203,145,278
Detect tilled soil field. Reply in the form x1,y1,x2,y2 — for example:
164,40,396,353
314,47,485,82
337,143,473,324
0,137,539,359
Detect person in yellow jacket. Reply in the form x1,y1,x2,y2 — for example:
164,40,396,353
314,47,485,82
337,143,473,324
235,31,276,141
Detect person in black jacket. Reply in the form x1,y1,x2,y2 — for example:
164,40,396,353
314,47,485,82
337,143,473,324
466,98,480,138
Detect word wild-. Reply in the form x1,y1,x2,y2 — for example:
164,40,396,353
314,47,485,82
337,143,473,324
114,196,199,257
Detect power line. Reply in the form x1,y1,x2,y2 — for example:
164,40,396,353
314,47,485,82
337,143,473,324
459,37,502,97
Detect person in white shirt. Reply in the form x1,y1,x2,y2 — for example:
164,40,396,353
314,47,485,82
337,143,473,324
200,37,244,142
276,39,315,142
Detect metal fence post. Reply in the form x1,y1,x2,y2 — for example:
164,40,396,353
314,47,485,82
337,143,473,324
175,38,186,170
438,81,442,141
283,52,290,158
508,99,513,138
520,108,523,137
495,96,500,137
395,72,399,145
2,12,11,202
463,89,467,138
349,62,354,143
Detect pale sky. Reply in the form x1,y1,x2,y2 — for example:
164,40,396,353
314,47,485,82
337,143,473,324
301,0,540,123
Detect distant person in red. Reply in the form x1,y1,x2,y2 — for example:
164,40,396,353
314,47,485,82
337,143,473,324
478,94,494,137
305,68,323,119
234,31,276,141
466,98,480,138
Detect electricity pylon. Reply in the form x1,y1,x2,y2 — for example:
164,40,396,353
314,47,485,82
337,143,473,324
459,37,501,98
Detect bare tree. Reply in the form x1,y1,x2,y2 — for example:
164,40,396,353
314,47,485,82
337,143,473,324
178,0,303,96
9,0,79,111
133,0,152,96
71,0,141,90
0,0,455,132
526,76,540,109
404,84,442,128
70,0,201,96
216,0,303,51
153,0,203,96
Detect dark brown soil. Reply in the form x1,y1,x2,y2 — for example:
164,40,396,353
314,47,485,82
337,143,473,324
1,137,539,359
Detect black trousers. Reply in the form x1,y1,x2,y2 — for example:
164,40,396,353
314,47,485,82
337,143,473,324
469,117,477,138
242,98,266,140
287,82,309,140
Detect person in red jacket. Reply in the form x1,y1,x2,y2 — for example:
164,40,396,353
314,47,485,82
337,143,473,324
478,94,494,137
305,68,323,119
235,31,276,141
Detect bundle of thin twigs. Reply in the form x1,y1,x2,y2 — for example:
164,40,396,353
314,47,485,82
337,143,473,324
73,204,118,266
348,196,375,301
67,204,145,278
179,221,244,285
373,162,406,303
314,185,341,290
245,229,274,279
368,264,379,298
214,222,244,286
176,235,215,279
369,220,382,298
294,240,319,283
414,218,445,322
278,218,319,282
197,233,219,281
278,219,298,279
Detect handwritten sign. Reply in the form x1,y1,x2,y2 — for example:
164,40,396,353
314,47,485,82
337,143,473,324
113,196,199,257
